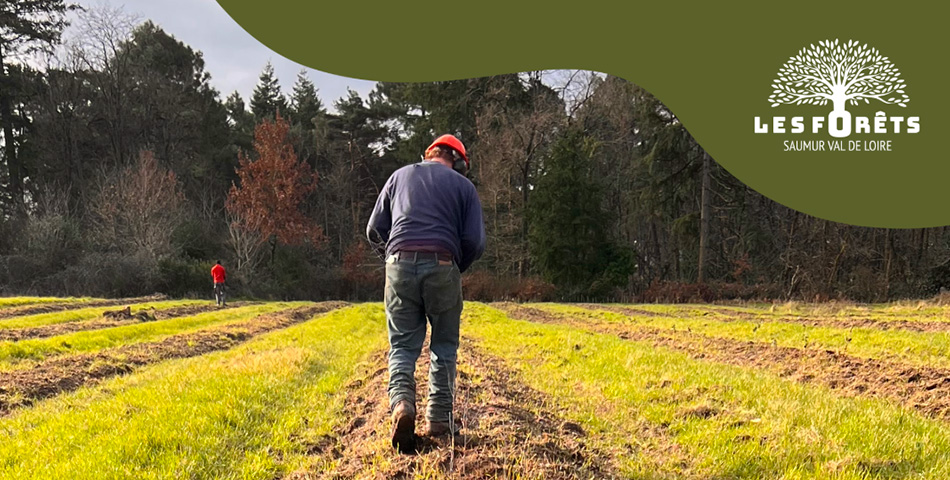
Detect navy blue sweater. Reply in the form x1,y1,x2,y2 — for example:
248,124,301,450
366,161,486,272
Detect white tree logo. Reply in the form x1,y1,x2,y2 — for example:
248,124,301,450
769,39,908,137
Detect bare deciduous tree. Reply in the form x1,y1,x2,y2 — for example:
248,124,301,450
90,150,184,259
66,5,139,167
226,210,264,276
476,75,566,276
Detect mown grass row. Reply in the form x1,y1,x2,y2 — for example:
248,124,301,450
0,296,96,309
466,303,950,479
0,302,301,368
541,304,950,368
0,303,387,480
0,299,204,330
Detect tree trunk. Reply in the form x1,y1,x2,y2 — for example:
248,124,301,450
0,41,22,207
520,161,531,278
270,236,278,267
884,229,892,300
698,151,712,283
828,96,851,138
650,220,661,281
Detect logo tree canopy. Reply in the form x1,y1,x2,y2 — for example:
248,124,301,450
770,39,908,112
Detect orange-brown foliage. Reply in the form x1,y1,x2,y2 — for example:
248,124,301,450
463,271,556,302
226,114,324,247
342,241,377,287
639,280,782,303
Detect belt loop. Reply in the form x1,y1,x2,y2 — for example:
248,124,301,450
412,251,419,262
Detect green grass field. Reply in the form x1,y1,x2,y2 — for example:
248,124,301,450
0,297,949,479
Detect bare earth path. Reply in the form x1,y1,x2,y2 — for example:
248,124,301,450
286,341,700,479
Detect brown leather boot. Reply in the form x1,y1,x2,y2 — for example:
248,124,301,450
390,400,416,453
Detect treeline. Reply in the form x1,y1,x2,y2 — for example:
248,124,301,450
2,7,950,302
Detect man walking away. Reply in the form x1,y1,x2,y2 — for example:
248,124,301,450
366,134,486,453
211,260,227,307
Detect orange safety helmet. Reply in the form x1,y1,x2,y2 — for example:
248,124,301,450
425,134,469,171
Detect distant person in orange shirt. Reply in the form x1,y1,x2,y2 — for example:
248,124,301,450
211,260,227,307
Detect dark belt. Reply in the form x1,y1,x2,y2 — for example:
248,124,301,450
391,250,453,263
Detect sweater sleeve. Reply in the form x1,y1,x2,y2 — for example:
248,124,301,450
366,177,394,260
458,185,486,273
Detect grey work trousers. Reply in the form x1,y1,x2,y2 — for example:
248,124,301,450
385,252,463,423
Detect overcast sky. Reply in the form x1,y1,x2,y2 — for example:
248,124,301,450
78,0,377,112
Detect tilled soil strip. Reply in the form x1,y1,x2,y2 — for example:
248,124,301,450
495,303,950,420
0,302,348,414
287,346,693,480
0,303,249,342
768,316,950,333
584,304,950,333
0,294,168,320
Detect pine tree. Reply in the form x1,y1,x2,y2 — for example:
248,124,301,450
290,70,324,127
225,91,252,129
528,129,633,298
249,62,287,120
224,90,254,181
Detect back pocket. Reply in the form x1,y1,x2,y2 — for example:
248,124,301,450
422,266,461,314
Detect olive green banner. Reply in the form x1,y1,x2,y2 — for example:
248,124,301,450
216,0,947,228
